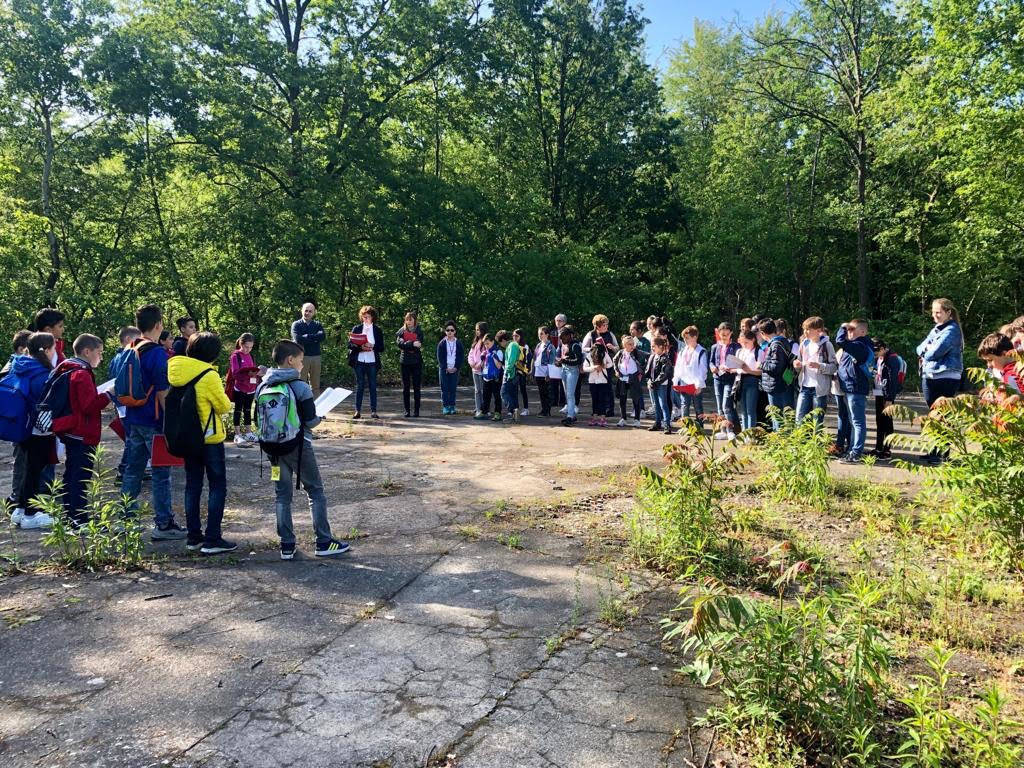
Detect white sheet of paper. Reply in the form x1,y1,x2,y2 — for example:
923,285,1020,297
97,378,116,394
723,355,744,370
315,387,352,417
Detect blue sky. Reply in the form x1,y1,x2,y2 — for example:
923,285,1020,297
638,0,785,70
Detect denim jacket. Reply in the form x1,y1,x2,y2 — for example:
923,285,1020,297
916,322,963,379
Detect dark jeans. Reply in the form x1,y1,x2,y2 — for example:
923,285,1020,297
650,383,671,427
184,442,227,544
501,379,519,413
616,377,643,420
875,396,894,454
61,439,95,526
588,382,611,418
713,376,738,433
766,389,793,431
517,375,529,409
233,391,254,427
402,362,423,414
19,435,56,515
355,361,378,412
739,376,759,431
483,378,502,413
440,369,458,409
835,394,850,452
7,443,26,506
922,377,960,460
537,378,553,416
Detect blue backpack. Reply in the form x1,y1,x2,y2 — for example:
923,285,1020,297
115,340,158,407
0,370,34,442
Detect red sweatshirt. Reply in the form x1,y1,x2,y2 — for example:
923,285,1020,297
51,358,111,445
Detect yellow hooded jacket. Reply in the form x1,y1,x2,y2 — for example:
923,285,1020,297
167,355,233,445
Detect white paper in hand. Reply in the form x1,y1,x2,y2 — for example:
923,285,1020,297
315,387,352,417
97,378,116,395
723,354,745,370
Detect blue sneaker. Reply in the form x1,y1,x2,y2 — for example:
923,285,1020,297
315,539,351,557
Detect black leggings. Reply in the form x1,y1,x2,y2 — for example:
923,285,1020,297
483,379,502,413
401,363,423,414
19,435,55,514
233,391,254,427
517,375,529,409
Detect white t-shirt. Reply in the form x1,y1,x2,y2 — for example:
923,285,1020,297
445,339,457,369
534,344,548,378
357,323,376,364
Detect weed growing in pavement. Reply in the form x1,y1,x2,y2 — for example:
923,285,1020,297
0,499,24,573
456,525,480,540
501,532,522,550
754,407,831,508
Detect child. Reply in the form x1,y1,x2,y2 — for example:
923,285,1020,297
2,330,32,512
512,329,531,417
533,326,557,417
794,317,837,430
834,319,874,463
33,307,66,363
108,326,141,481
673,326,708,422
258,339,349,560
709,322,740,439
735,330,761,432
629,321,649,417
4,332,54,528
51,334,114,528
583,342,614,427
171,316,197,356
230,333,263,443
436,320,463,415
978,333,1021,394
645,336,675,434
468,322,489,419
159,330,173,356
120,304,184,540
481,334,503,420
557,326,583,426
755,318,794,429
499,330,520,422
169,332,236,553
872,339,901,460
613,335,646,426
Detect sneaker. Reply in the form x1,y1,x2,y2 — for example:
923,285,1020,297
186,537,203,552
726,431,736,441
714,431,728,440
245,431,258,442
353,411,361,420
560,417,576,426
404,411,411,418
234,434,246,445
474,410,483,419
559,405,568,415
588,418,599,426
492,413,502,422
512,409,520,424
520,408,529,416
840,454,863,465
151,521,187,541
9,507,25,527
671,409,681,421
617,418,626,427
598,417,607,427
19,512,54,530
648,424,662,432
474,412,489,421
280,543,296,560
664,427,677,435
315,539,351,557
201,538,238,555
370,412,380,419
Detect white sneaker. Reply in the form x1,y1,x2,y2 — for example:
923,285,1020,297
714,431,729,440
617,418,626,427
10,507,25,526
629,419,641,427
671,409,681,421
645,408,655,418
520,408,529,416
727,431,736,441
20,512,54,530
234,434,246,445
245,431,258,442
559,405,568,414
474,410,483,418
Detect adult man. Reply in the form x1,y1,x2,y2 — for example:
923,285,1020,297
171,317,197,357
121,304,185,540
291,302,326,395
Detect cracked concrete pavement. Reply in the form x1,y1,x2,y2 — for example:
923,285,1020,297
0,386,751,767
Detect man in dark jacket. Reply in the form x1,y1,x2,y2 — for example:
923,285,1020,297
756,319,793,429
835,319,873,463
290,303,326,395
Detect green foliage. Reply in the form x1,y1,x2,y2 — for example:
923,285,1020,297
627,421,747,577
753,407,831,508
665,574,892,761
36,448,145,570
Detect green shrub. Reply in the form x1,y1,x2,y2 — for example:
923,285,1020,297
754,407,831,508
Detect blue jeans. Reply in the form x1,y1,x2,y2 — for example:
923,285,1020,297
121,424,173,528
834,394,850,452
846,393,867,457
501,379,519,413
713,377,738,433
739,376,759,431
354,361,378,412
61,439,95,526
651,383,671,427
440,370,459,409
562,367,580,419
766,390,793,430
796,387,828,429
275,442,333,547
184,442,226,544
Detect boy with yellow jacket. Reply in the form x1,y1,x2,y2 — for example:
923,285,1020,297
168,332,236,554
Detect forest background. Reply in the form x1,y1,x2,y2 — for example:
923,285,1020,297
1,0,1020,382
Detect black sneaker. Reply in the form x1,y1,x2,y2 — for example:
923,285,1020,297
186,536,203,552
840,453,862,464
200,538,238,555
152,521,187,541
315,539,351,557
648,424,662,432
353,411,361,420
280,543,296,560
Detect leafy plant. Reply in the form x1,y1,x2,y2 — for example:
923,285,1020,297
754,407,831,508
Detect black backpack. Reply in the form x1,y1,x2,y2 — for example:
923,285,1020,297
33,367,75,436
165,369,215,459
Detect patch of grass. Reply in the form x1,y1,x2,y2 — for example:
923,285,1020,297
501,532,523,550
456,525,480,540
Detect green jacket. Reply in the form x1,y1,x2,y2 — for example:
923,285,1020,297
503,342,521,382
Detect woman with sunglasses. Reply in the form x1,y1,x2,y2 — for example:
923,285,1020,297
436,321,464,415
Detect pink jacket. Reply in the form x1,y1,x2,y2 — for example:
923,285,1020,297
229,350,260,395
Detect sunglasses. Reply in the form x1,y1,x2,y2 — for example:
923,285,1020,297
445,328,456,332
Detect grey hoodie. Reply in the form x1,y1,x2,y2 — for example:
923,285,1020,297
261,367,321,439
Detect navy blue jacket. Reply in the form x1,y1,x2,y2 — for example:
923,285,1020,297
835,326,873,396
291,319,326,357
710,341,741,384
347,324,385,368
759,336,792,394
436,338,465,373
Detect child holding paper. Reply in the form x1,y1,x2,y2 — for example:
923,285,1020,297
709,322,740,439
261,340,349,560
230,333,265,444
673,326,708,422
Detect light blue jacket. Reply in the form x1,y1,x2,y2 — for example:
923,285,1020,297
916,322,963,378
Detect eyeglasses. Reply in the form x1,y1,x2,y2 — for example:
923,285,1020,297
446,328,456,333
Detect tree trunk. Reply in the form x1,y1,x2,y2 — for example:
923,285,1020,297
41,106,60,304
856,130,869,312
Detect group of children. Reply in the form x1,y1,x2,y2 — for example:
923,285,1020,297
1,306,350,560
